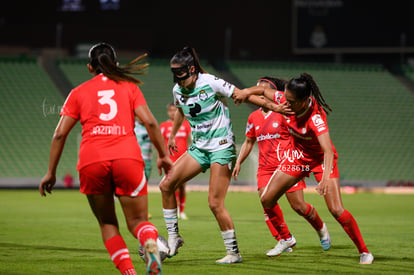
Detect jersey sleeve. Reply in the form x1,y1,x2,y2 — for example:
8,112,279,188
309,113,329,136
132,85,147,109
273,91,286,104
60,89,80,120
207,74,235,98
245,113,256,138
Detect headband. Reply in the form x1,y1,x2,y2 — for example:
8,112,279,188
258,78,277,90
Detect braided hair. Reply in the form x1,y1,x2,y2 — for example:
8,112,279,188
286,73,332,115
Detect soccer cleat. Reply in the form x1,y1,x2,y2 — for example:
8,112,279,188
318,223,331,251
215,252,243,264
179,212,188,220
167,236,184,257
266,235,296,257
359,252,374,264
144,238,162,275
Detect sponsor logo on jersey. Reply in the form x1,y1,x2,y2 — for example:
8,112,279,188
219,139,228,145
257,133,281,141
275,143,304,162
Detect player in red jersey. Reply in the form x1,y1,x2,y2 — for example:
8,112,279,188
39,43,172,275
233,73,374,264
232,77,330,257
160,103,192,220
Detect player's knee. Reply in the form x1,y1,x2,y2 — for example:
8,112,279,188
328,205,344,218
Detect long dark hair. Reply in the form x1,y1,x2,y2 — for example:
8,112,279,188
88,42,148,85
170,46,207,74
286,73,332,115
258,76,287,91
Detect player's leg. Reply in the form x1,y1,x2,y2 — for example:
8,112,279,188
208,162,242,264
323,177,373,264
286,187,331,250
82,161,136,275
260,169,298,256
159,152,203,257
113,159,161,274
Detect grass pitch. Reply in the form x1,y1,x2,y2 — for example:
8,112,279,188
0,189,413,274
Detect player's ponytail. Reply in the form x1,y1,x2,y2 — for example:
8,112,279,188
171,46,207,74
88,42,148,85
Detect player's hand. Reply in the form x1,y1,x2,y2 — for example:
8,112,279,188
39,173,56,196
167,137,178,157
232,89,249,105
158,156,173,179
275,101,294,115
232,163,241,181
316,179,328,196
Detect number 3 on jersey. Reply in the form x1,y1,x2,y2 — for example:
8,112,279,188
98,90,117,121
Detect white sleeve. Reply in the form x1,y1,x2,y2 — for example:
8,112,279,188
206,74,235,98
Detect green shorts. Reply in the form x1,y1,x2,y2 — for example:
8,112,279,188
187,145,236,172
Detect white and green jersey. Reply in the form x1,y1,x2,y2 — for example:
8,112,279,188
172,73,235,152
134,121,152,161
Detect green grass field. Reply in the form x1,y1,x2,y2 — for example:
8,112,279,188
0,190,413,274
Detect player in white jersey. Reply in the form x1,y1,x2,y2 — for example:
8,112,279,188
159,46,242,264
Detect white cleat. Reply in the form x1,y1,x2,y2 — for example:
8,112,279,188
318,223,331,251
167,236,184,257
179,212,188,220
216,252,243,264
266,236,296,257
359,252,374,264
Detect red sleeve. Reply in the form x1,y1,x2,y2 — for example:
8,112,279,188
60,89,80,120
184,120,191,136
309,113,329,137
245,113,256,138
132,85,147,109
273,91,286,104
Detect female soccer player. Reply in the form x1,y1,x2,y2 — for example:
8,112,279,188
232,76,331,257
160,103,192,220
159,46,249,264
233,73,374,264
39,43,172,275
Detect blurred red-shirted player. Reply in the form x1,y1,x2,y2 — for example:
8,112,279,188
232,77,330,257
39,43,172,275
233,72,374,265
160,103,191,220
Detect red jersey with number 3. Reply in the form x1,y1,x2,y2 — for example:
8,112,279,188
160,119,191,162
61,74,146,170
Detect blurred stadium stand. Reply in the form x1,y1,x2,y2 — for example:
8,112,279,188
1,53,413,189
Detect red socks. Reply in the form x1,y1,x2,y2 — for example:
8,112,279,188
264,211,281,240
264,204,291,240
175,191,186,213
134,221,158,247
336,209,369,253
104,235,136,275
299,203,324,231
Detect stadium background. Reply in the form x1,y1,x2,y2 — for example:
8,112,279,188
0,0,413,190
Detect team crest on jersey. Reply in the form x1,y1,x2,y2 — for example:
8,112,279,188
312,114,326,132
301,127,307,134
275,93,283,104
272,121,279,128
199,90,208,101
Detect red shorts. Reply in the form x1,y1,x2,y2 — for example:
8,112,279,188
279,158,339,182
257,169,306,192
79,159,147,196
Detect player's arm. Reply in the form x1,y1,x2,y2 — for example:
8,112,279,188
232,136,256,180
233,86,275,103
40,115,77,196
315,132,334,196
135,104,173,176
167,107,185,156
